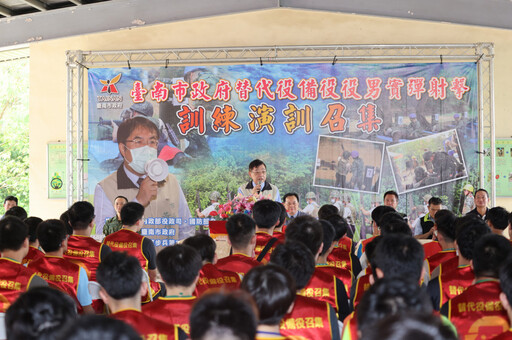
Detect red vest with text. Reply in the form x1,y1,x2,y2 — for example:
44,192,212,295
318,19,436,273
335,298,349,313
316,264,353,294
422,241,442,259
215,253,260,278
142,296,196,334
195,263,240,296
437,264,474,310
22,246,45,265
437,256,459,274
0,258,37,312
491,329,512,339
280,294,334,340
273,230,286,243
338,237,353,253
353,273,372,308
254,232,281,263
342,312,358,340
111,309,181,339
447,280,509,339
426,249,457,275
64,235,105,281
327,247,353,274
301,268,340,312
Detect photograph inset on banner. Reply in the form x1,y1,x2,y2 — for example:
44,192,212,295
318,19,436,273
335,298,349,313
387,129,468,194
313,135,385,194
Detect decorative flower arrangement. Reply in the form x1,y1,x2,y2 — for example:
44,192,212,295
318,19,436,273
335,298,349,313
209,193,271,220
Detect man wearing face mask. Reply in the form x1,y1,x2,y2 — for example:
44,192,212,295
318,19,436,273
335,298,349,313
94,116,192,238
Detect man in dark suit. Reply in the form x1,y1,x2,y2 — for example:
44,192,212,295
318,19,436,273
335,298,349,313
283,193,308,225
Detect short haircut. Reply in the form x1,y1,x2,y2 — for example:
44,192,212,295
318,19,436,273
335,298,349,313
115,195,129,203
24,216,42,243
120,202,144,226
474,188,489,198
379,212,411,236
96,252,142,300
117,116,160,145
6,287,77,340
248,159,266,171
225,214,256,249
486,207,510,231
472,234,511,278
285,215,323,255
183,234,216,263
434,209,456,242
455,219,491,260
270,241,316,290
241,265,296,326
37,219,68,253
4,196,18,205
67,201,95,230
428,197,443,206
372,234,424,282
383,190,399,201
60,210,73,235
318,204,340,220
283,192,299,203
4,206,27,220
499,255,512,309
454,215,485,239
324,214,348,241
371,205,396,227
319,220,335,256
57,315,141,340
365,236,382,265
189,291,257,340
276,203,287,229
0,216,28,251
252,199,281,229
157,244,202,287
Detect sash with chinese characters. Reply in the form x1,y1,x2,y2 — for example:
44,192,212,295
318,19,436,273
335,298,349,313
0,258,37,312
112,309,181,340
195,263,240,296
142,296,196,334
338,237,353,254
316,264,353,295
426,249,457,275
353,273,372,308
300,268,339,312
341,312,358,340
22,246,45,265
448,280,509,339
280,294,333,340
438,264,474,310
215,253,261,278
327,247,353,274
254,232,281,263
64,235,104,281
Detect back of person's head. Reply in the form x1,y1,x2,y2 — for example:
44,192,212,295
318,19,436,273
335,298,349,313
59,209,73,235
270,241,316,290
456,219,491,260
183,234,216,263
24,216,42,243
372,234,424,282
6,286,77,340
37,219,67,253
371,205,396,227
454,214,487,238
57,315,141,340
356,277,432,334
67,201,95,230
285,215,323,255
120,202,144,226
319,220,335,256
434,210,456,242
365,236,382,265
189,291,258,340
499,255,512,309
252,199,281,230
4,206,27,220
472,234,511,278
325,214,348,241
276,203,287,229
318,204,339,220
225,213,256,249
241,264,296,326
96,252,142,300
379,212,411,236
0,216,28,252
157,244,202,287
486,207,510,231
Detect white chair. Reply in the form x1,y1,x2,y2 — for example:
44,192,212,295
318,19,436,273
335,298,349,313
142,270,153,302
88,281,109,314
0,312,6,340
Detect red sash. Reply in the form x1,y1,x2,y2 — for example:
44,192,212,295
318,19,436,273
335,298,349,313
438,264,474,310
64,235,104,281
0,258,37,312
342,312,358,340
273,230,286,243
327,247,353,274
194,263,240,296
301,268,339,312
422,241,442,259
215,253,260,278
353,273,372,308
337,237,353,253
438,256,459,274
142,296,196,334
426,249,457,275
360,236,376,254
492,329,512,339
22,246,45,265
316,264,352,294
112,309,180,339
254,232,281,263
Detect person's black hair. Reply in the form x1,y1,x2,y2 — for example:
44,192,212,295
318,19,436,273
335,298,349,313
189,291,257,340
241,265,296,326
282,192,300,203
356,277,432,333
318,204,340,220
57,315,141,340
225,213,256,249
120,202,144,227
5,286,77,340
248,159,266,171
4,196,18,205
474,188,489,198
157,244,202,287
319,220,335,256
117,116,160,145
114,195,129,203
383,190,399,201
59,210,73,235
379,212,411,236
485,207,510,231
371,205,396,227
423,151,433,162
24,216,42,243
434,210,456,242
96,252,142,300
67,201,95,230
472,234,511,278
372,234,424,282
285,215,323,255
4,206,27,220
37,219,67,253
325,214,348,241
499,255,512,309
276,203,287,229
508,212,512,229
270,241,316,290
252,199,281,230
454,215,486,239
0,216,28,251
365,236,382,265
455,219,491,260
183,234,216,263
428,197,443,206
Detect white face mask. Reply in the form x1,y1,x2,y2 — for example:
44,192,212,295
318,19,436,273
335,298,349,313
126,145,157,174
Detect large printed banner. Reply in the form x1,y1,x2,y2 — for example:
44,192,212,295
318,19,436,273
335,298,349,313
88,62,478,244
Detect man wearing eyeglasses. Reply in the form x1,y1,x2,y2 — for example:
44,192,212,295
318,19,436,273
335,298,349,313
94,116,192,239
238,159,281,202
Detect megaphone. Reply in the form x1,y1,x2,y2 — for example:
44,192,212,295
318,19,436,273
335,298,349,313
145,158,169,182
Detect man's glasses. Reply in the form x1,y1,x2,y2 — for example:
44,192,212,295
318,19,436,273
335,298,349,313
125,138,158,148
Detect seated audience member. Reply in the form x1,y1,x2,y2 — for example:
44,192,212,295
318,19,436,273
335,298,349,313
103,202,163,301
441,234,511,339
466,188,489,219
6,286,77,340
326,214,362,277
494,256,512,339
508,212,512,240
22,216,45,264
27,219,94,314
183,234,240,295
317,204,340,220
103,195,128,236
60,209,73,235
142,244,202,334
4,206,27,220
283,193,307,225
378,212,412,237
252,199,282,262
412,196,442,239
485,206,510,236
355,205,395,258
351,236,382,308
57,314,141,340
270,241,340,340
189,291,258,340
0,217,47,312
423,210,457,281
96,252,187,339
1,195,17,219
215,213,260,277
241,265,298,340
271,203,287,242
428,219,490,310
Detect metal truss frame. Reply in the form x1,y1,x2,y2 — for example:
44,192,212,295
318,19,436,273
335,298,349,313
65,43,495,207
